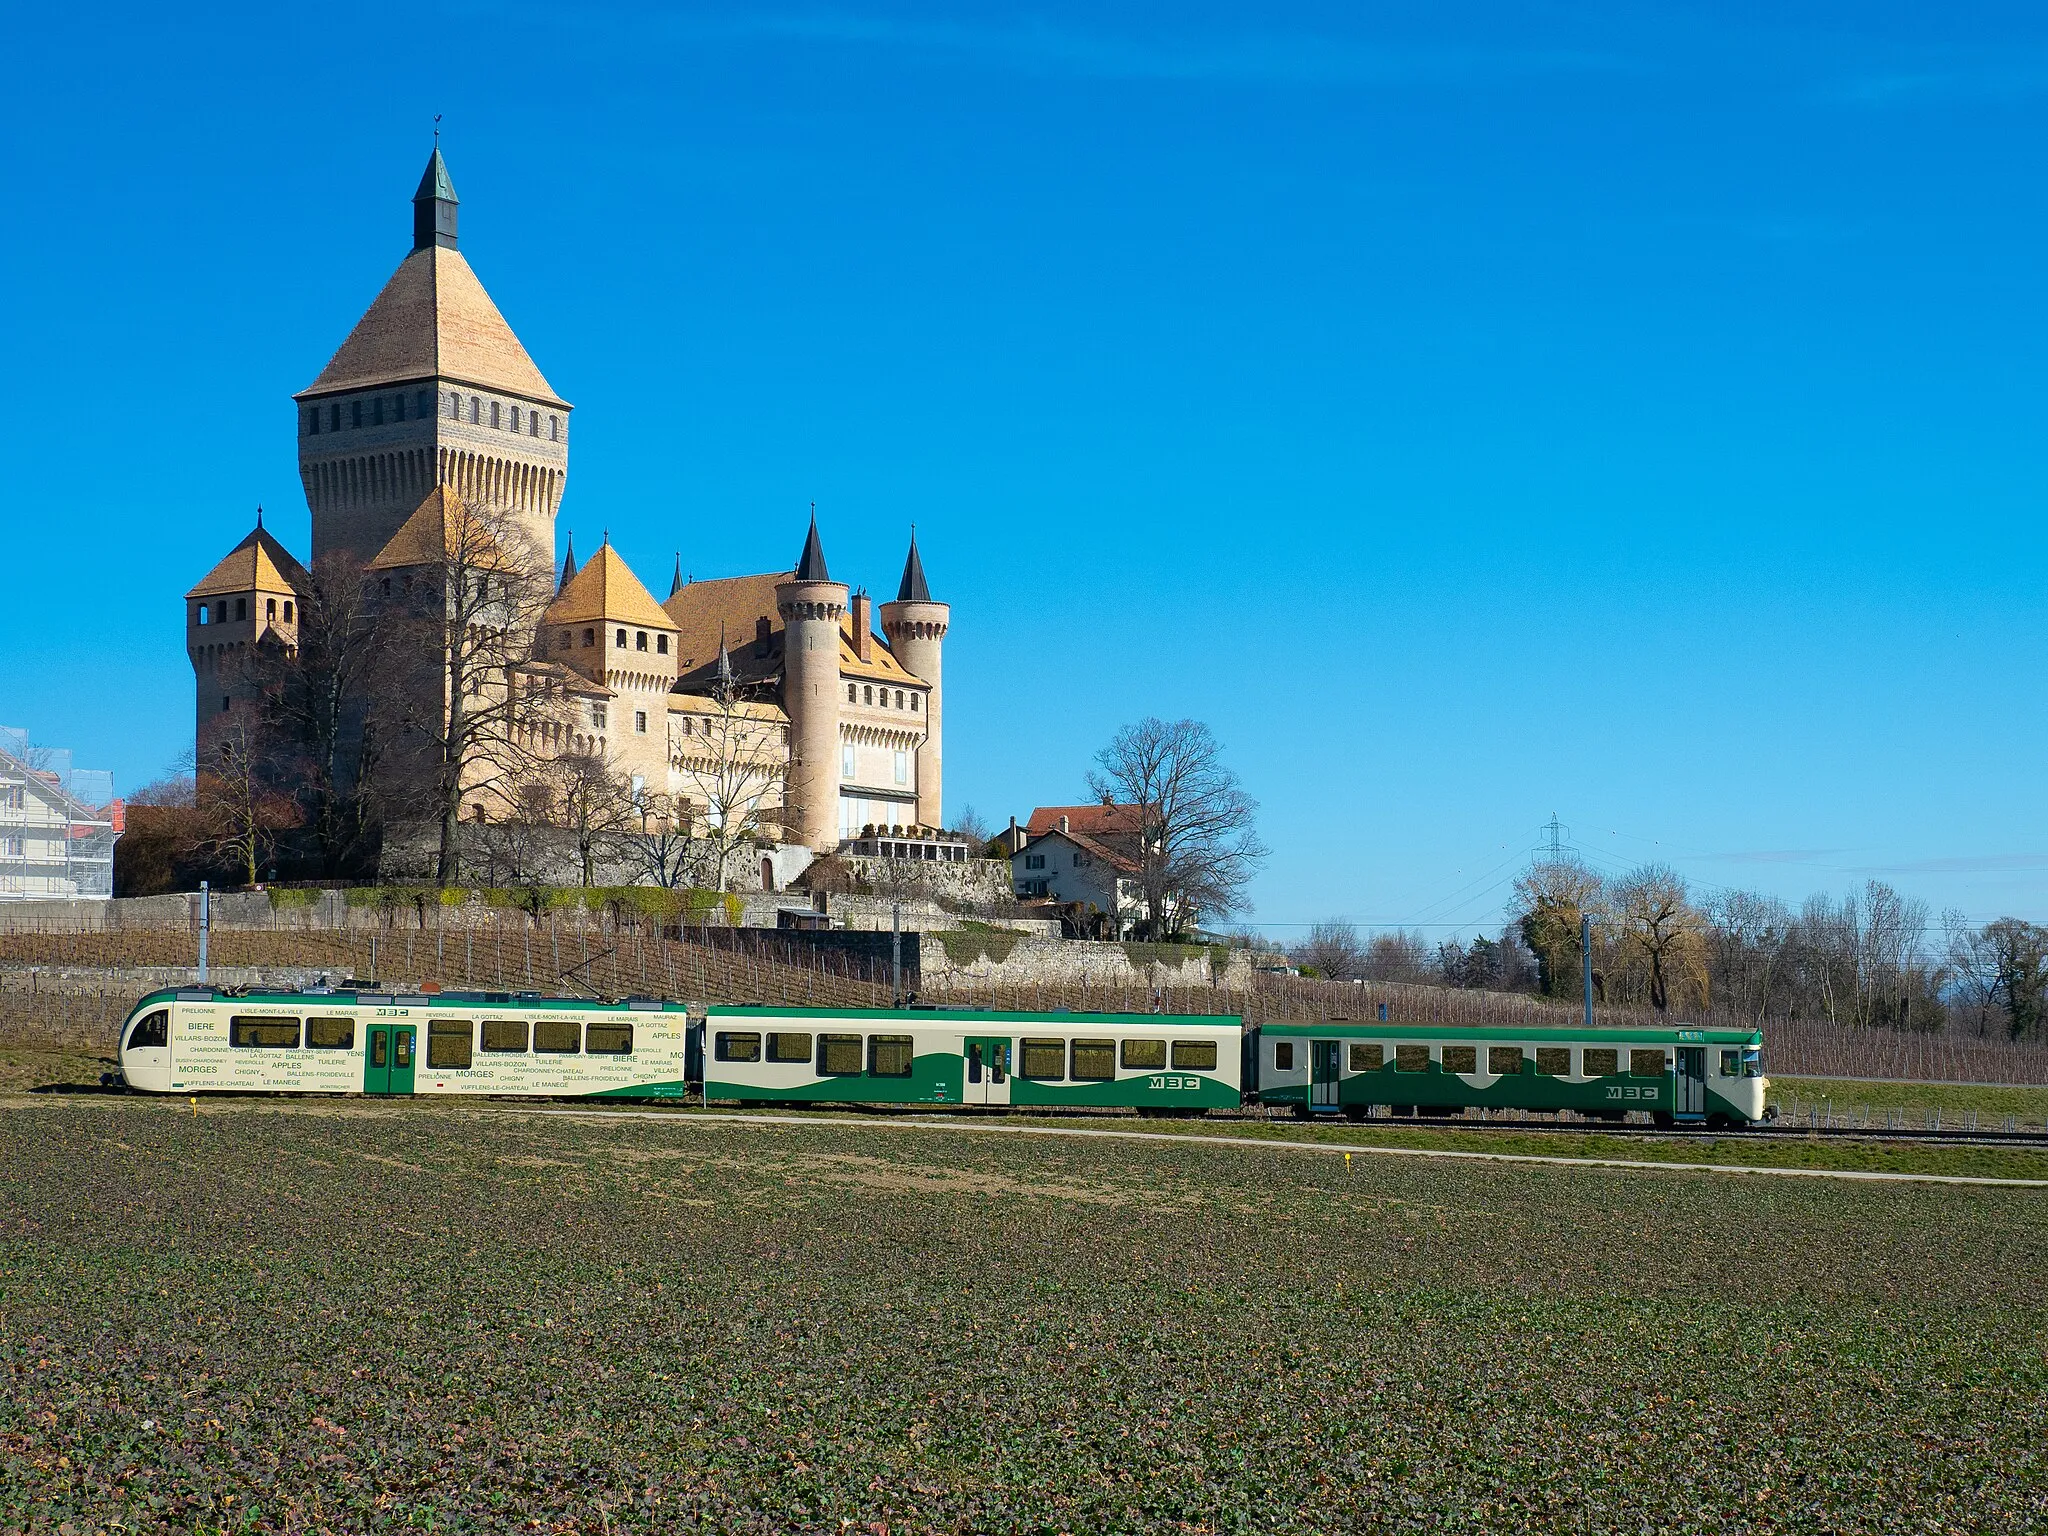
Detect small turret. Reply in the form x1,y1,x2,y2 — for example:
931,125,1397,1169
412,146,459,251
558,532,578,592
881,528,948,830
776,510,850,852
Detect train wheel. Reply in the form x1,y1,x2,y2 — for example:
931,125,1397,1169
1706,1112,1733,1131
1651,1111,1675,1129
1343,1105,1367,1123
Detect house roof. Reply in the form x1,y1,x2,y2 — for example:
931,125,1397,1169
668,694,791,724
186,519,314,601
515,660,611,699
837,613,923,685
295,244,568,408
1014,826,1139,875
542,541,675,630
1026,803,1145,839
364,487,517,572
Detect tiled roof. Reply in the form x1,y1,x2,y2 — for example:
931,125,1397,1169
296,245,568,408
838,614,923,685
186,522,314,601
667,694,791,724
1017,826,1140,875
364,487,517,572
663,572,787,684
542,542,675,630
1026,803,1145,839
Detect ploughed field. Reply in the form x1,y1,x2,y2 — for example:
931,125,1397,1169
4,1103,2045,1534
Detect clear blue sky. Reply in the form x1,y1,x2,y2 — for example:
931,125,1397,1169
5,2,2045,938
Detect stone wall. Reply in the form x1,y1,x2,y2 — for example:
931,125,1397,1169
917,933,1260,991
836,855,1013,908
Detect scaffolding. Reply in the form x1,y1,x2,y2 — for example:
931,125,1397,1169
0,730,118,901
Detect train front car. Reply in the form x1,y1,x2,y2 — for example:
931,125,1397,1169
703,1007,1245,1112
114,990,180,1092
1257,1022,1768,1127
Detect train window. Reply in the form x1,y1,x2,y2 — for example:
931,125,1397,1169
1394,1044,1431,1072
1349,1042,1383,1072
1582,1047,1619,1077
482,1019,529,1053
1273,1041,1295,1072
818,1034,863,1074
534,1020,580,1054
1441,1045,1477,1075
1172,1040,1218,1071
427,1020,473,1070
1019,1038,1066,1079
768,1032,812,1062
127,1009,169,1050
395,1031,412,1069
1489,1047,1525,1076
1071,1039,1115,1080
716,1031,762,1062
1630,1049,1666,1078
585,1022,634,1056
1535,1047,1571,1076
306,1016,355,1050
1719,1049,1740,1077
1741,1048,1763,1079
230,1015,301,1049
370,1032,387,1068
1121,1037,1166,1069
868,1035,915,1077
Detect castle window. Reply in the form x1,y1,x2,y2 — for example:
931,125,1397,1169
392,394,405,423
656,635,668,655
529,412,540,437
894,751,908,785
265,598,276,620
895,690,904,709
862,685,872,705
372,397,384,426
754,616,771,655
615,627,627,648
306,409,319,436
582,628,594,648
446,391,459,418
196,605,209,626
911,694,919,712
221,696,230,712
509,405,520,433
381,578,392,597
234,598,246,621
489,401,501,429
417,390,432,419
559,630,571,649
350,400,362,429
847,683,856,703
841,745,855,779
590,704,607,730
328,403,341,432
283,601,293,622
634,710,648,734
549,415,560,441
469,397,481,424
635,630,647,652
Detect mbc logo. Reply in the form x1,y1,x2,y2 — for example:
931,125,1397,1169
1147,1075,1205,1092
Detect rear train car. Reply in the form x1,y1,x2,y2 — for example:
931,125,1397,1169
115,987,692,1099
703,1006,1244,1111
1254,1021,1767,1127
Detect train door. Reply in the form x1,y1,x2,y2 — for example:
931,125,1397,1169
1310,1039,1342,1114
963,1035,1011,1107
1674,1046,1706,1118
363,1022,417,1096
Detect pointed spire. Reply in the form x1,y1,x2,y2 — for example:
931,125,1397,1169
412,146,460,251
794,506,831,583
255,505,265,532
557,533,577,593
669,553,684,598
715,622,734,691
896,527,931,602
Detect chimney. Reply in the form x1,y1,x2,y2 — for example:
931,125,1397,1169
852,590,872,662
1059,814,1070,835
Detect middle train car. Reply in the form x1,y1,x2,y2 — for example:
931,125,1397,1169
703,1006,1245,1110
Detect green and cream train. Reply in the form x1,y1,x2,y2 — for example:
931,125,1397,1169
113,988,1768,1126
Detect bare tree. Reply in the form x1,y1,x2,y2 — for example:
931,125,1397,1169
671,644,792,893
1705,889,1792,1023
475,776,562,887
240,551,391,878
953,803,993,847
1086,717,1265,938
1361,929,1433,984
1294,920,1365,980
1606,864,1708,1013
374,492,565,886
545,751,642,888
195,717,300,887
1944,908,2005,1037
1513,859,1604,999
619,789,697,889
1982,917,2048,1041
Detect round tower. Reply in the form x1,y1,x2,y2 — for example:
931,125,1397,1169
776,514,849,852
880,532,949,831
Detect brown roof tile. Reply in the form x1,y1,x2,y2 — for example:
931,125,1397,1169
542,543,675,630
186,522,314,601
1026,803,1145,839
364,487,520,572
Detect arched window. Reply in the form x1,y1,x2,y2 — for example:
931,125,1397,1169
656,635,668,655
380,578,392,597
306,409,319,436
863,685,872,705
846,683,856,703
350,400,363,429
234,598,247,621
489,401,501,429
328,402,341,432
582,628,595,648
635,630,647,652
615,628,627,647
196,604,209,626
910,693,919,712
447,391,460,418
265,598,276,620
283,601,294,622
417,390,432,419
529,412,540,437
469,396,481,424
509,405,520,433
549,415,560,441
559,630,571,649
371,397,384,426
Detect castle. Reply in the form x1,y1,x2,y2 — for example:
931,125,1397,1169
184,149,948,864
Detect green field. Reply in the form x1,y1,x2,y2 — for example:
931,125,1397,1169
4,1100,2046,1533
1772,1074,2048,1125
